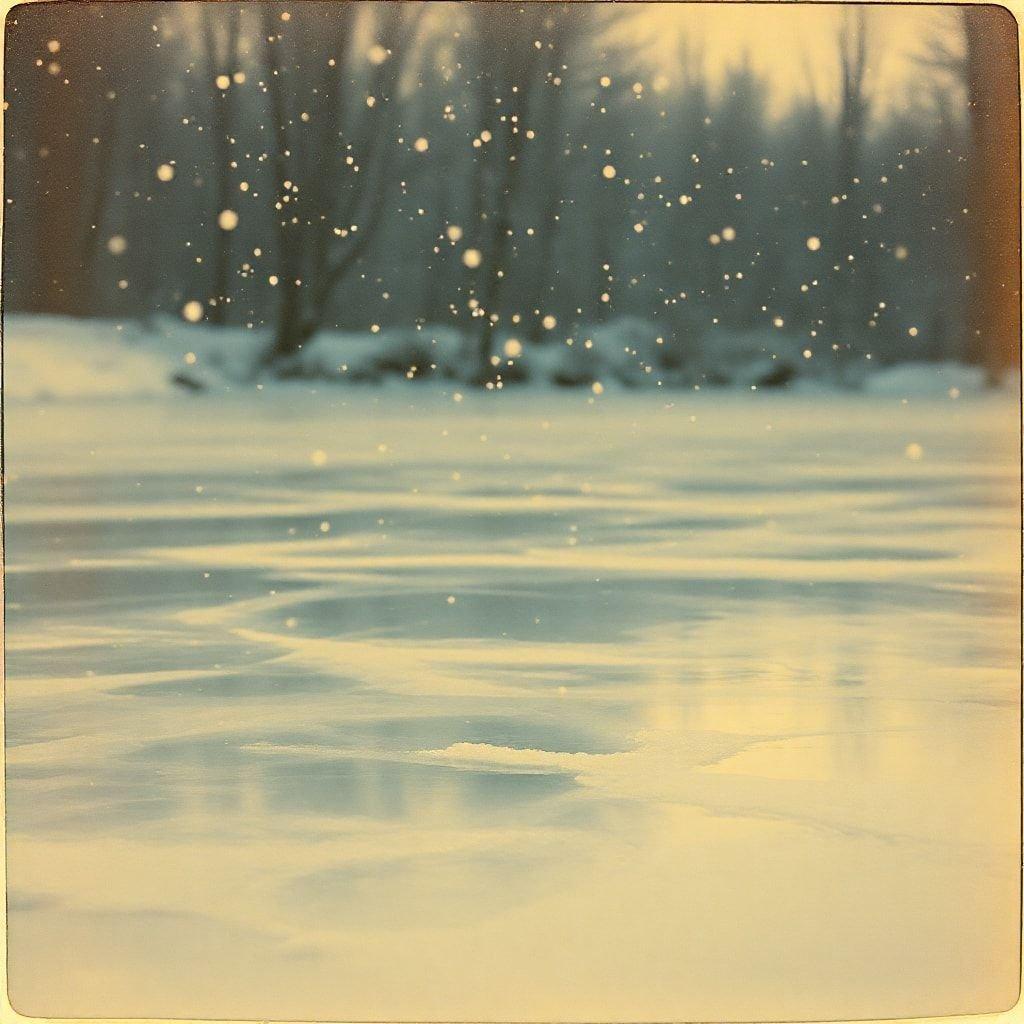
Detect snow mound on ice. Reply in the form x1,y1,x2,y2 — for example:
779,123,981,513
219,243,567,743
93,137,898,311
862,362,989,396
3,315,176,400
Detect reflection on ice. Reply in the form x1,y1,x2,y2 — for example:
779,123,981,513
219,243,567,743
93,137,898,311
4,390,1020,1020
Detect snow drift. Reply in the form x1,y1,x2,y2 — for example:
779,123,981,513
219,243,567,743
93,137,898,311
1,312,1003,400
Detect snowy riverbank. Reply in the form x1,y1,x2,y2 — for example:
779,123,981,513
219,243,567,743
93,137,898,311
3,312,1004,402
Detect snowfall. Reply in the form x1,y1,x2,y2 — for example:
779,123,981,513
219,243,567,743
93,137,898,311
3,313,1021,1020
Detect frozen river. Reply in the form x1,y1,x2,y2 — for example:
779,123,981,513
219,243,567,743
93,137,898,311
4,386,1020,1020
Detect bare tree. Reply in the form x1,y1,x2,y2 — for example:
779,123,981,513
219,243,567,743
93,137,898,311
259,2,424,367
520,4,581,343
461,2,549,382
829,7,873,381
202,4,242,325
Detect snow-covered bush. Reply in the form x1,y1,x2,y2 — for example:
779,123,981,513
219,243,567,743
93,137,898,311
688,328,806,388
275,325,467,383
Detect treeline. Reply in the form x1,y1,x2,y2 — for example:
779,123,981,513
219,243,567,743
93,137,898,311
3,2,1018,381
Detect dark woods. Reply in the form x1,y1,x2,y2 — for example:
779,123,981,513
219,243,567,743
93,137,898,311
3,2,1019,383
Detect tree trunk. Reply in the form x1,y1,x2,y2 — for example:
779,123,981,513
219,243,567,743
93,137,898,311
831,7,870,385
467,4,544,381
260,4,312,365
260,2,416,366
204,6,241,326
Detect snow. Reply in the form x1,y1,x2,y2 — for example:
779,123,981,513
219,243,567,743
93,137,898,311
861,360,992,396
4,366,1019,1020
5,314,1007,398
3,316,176,400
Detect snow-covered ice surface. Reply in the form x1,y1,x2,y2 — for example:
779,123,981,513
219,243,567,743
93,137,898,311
3,380,1020,1020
